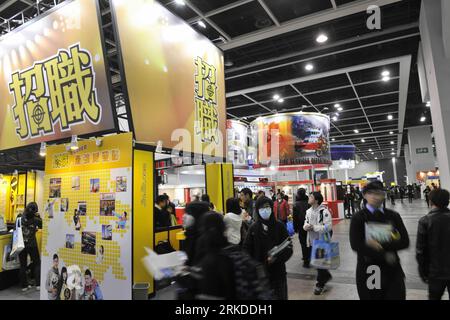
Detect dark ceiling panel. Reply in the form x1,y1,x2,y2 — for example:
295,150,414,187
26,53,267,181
209,1,274,37
262,96,309,111
306,86,356,105
228,104,270,117
355,78,400,97
165,2,198,20
264,0,333,23
226,95,254,107
293,74,350,94
349,63,400,84
246,85,298,102
190,0,241,12
360,92,398,106
365,104,398,115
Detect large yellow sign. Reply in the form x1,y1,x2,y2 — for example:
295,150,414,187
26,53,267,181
111,0,226,157
0,0,115,151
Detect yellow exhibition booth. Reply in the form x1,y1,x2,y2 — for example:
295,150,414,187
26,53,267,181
0,0,232,299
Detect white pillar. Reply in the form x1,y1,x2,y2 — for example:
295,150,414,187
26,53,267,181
392,158,398,185
420,0,450,189
345,169,349,183
407,126,435,182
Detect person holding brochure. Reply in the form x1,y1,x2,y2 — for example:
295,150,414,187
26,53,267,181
349,181,410,300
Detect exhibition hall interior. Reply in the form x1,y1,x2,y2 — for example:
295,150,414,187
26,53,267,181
0,0,450,303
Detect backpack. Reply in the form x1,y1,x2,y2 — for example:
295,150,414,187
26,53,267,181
319,209,333,239
221,246,272,300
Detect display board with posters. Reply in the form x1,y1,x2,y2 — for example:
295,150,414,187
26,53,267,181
0,0,115,151
250,112,331,166
40,133,132,300
111,0,226,159
226,120,249,167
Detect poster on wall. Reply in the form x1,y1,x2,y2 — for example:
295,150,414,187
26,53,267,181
226,120,248,167
0,0,115,152
111,0,226,159
251,112,331,166
41,133,133,300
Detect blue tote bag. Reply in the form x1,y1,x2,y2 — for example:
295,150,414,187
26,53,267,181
310,232,340,270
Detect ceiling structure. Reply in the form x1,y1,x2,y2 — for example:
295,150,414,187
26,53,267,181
0,0,428,172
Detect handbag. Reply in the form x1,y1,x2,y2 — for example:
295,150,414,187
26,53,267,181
310,232,340,270
286,221,295,237
11,217,25,257
2,243,20,270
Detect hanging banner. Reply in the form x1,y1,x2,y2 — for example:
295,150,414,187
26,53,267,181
0,0,115,151
226,120,248,167
251,112,331,166
111,0,226,159
40,133,133,300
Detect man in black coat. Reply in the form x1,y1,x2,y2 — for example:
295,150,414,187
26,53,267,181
349,181,410,300
243,196,293,300
154,195,170,230
416,188,450,300
293,188,311,268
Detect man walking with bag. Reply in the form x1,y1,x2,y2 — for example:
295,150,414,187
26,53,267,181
350,181,409,300
304,192,333,295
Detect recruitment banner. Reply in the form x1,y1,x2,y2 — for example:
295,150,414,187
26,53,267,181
111,0,226,158
251,112,331,165
40,132,132,300
0,0,115,151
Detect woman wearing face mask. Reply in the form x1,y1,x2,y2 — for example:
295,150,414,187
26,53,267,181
243,196,293,300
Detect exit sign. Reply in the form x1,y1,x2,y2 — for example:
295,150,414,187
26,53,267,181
416,147,429,154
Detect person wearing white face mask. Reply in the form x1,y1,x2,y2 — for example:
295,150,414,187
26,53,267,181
243,196,293,300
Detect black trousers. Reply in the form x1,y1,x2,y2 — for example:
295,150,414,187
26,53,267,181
356,267,406,300
408,196,413,203
428,279,450,300
270,276,288,300
19,245,40,288
298,231,311,264
317,269,332,287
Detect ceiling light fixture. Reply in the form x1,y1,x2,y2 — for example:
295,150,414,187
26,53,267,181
305,63,314,71
198,21,206,28
332,116,338,121
387,115,393,120
389,131,394,134
371,152,374,155
273,94,280,100
375,157,378,159
316,33,328,43
175,0,186,5
390,141,394,145
381,70,390,77
354,129,359,133
369,148,372,152
382,76,390,82
420,116,426,122
278,98,284,103
332,138,335,141
337,107,343,112
426,101,431,107
334,104,340,108
39,142,46,157
391,152,395,155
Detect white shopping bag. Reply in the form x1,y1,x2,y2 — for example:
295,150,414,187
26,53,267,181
11,218,25,257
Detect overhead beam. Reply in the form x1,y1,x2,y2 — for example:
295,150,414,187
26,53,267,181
219,0,402,51
257,0,280,26
396,55,412,156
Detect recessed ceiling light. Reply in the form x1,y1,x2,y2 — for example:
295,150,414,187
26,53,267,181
375,157,378,160
390,141,394,145
354,129,359,133
335,113,339,117
278,98,284,103
369,148,373,152
332,116,338,121
391,148,394,151
382,76,390,82
371,152,374,155
175,0,185,5
420,116,426,122
426,101,431,107
334,104,340,108
273,94,280,100
316,34,328,43
387,115,393,120
198,21,206,28
389,131,394,134
361,139,365,142
337,107,343,112
381,70,390,77
391,152,395,155
305,63,314,71
332,138,335,141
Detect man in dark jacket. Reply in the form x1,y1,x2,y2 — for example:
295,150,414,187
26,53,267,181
17,202,42,291
240,188,255,220
293,188,311,268
349,181,410,300
154,195,170,230
243,196,293,300
416,188,450,300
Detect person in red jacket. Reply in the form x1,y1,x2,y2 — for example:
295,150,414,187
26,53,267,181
274,193,290,225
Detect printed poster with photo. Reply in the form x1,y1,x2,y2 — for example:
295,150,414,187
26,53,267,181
72,176,80,190
116,176,127,192
49,178,61,198
90,178,100,193
100,193,115,216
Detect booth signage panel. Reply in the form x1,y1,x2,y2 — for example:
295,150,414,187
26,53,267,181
0,0,115,151
226,120,249,166
41,132,133,300
111,0,226,158
251,113,331,165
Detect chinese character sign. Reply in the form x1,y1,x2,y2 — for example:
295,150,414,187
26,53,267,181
9,44,101,140
0,0,114,151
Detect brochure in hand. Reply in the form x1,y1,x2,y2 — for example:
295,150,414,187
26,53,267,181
365,221,395,244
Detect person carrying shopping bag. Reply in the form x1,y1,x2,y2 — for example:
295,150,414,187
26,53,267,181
304,192,334,295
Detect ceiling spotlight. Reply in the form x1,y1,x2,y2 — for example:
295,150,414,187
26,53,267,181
389,131,394,135
361,139,365,142
382,76,390,82
332,138,335,141
175,0,186,5
335,113,339,116
198,21,206,29
387,115,393,120
354,129,359,133
305,63,314,71
278,98,284,103
273,94,280,100
70,135,79,151
371,152,375,155
426,101,431,107
391,152,395,155
337,107,343,112
391,148,394,151
316,33,328,43
39,142,46,157
375,157,378,159
332,116,338,121
390,141,394,145
420,116,426,122
381,70,390,77
334,104,340,108
156,140,163,153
